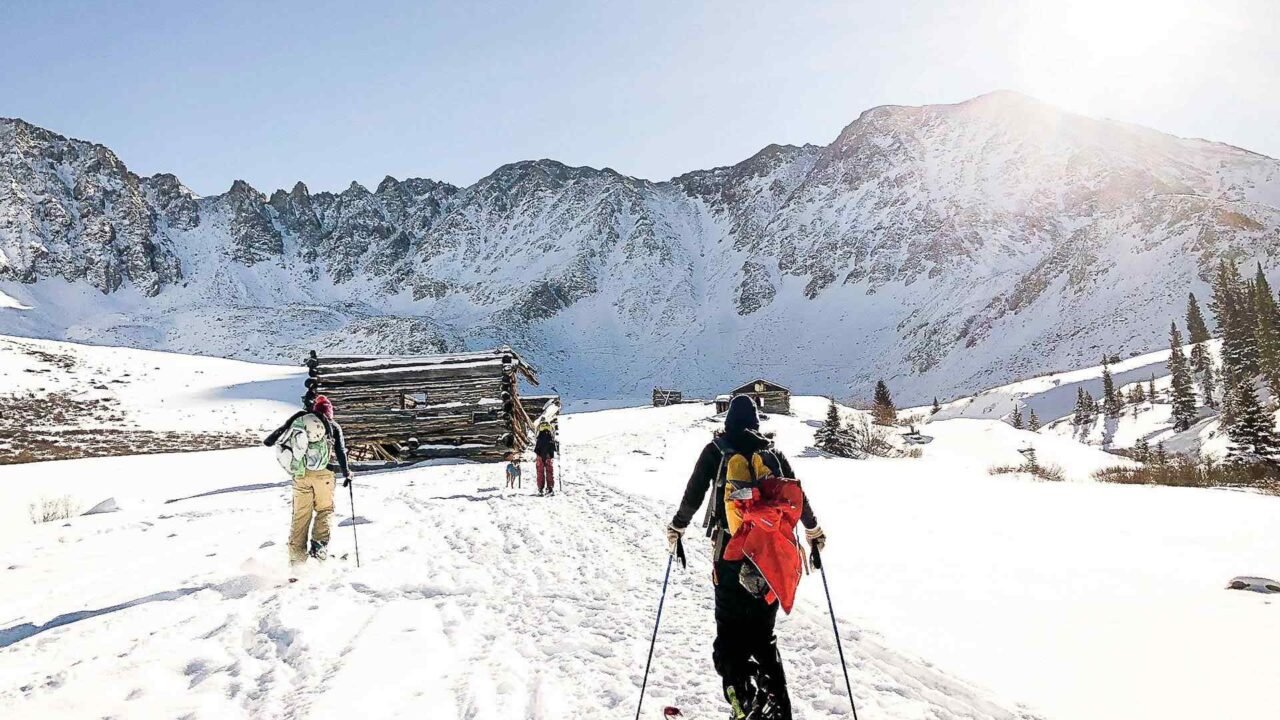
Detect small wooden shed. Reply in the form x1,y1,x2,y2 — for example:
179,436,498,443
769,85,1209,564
652,388,683,407
717,379,792,415
304,347,542,464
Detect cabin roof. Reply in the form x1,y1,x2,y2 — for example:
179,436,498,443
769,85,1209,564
310,347,540,385
729,378,791,395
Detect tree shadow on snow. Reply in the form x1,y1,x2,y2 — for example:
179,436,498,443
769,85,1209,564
164,482,288,504
0,586,209,649
426,494,494,502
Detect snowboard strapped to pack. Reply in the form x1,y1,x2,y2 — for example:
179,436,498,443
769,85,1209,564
275,413,332,477
704,435,806,613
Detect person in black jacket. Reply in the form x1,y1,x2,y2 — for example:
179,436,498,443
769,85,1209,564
666,395,826,720
533,421,557,496
264,395,353,564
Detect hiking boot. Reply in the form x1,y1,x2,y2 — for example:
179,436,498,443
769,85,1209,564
309,541,328,561
726,686,748,720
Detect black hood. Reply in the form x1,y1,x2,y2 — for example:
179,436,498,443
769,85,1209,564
725,395,760,435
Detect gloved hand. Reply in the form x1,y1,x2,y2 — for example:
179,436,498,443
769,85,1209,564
805,526,827,554
342,473,353,488
666,524,685,554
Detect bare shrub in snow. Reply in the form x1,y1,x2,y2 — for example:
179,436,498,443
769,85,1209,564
1094,455,1280,494
847,415,915,459
990,462,1065,482
898,412,925,429
29,495,80,524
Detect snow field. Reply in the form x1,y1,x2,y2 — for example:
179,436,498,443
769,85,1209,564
569,399,1280,720
0,334,304,434
0,440,1032,720
2,390,1277,719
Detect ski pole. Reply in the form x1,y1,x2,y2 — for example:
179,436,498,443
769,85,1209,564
812,547,857,720
636,538,685,720
348,480,361,568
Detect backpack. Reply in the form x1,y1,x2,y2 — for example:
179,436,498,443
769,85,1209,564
710,437,805,613
275,413,331,477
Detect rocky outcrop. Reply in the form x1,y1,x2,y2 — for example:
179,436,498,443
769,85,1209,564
2,93,1279,402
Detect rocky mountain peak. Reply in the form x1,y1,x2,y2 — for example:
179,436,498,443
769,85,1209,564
2,93,1279,403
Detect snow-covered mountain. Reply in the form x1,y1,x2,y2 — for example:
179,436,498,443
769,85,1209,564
3,91,1280,403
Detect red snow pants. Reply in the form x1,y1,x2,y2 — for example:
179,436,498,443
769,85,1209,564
536,456,555,492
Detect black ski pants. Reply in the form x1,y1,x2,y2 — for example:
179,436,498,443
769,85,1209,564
713,559,792,719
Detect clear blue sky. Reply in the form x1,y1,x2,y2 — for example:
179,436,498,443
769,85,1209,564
2,0,1275,196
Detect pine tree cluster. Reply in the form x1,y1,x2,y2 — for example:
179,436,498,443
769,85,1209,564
1194,260,1280,465
814,397,910,459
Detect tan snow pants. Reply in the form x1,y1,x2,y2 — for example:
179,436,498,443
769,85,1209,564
288,469,335,564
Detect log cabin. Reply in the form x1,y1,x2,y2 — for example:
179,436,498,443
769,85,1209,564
714,379,792,415
303,348,548,464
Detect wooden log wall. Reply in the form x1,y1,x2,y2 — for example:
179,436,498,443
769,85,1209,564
652,388,683,407
305,347,541,465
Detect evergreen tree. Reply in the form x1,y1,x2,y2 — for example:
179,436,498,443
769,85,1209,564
815,398,849,455
1189,343,1217,407
1253,265,1280,399
1154,441,1168,465
1074,389,1098,428
1011,404,1024,430
1186,291,1217,407
1148,374,1158,403
1219,371,1239,430
1167,322,1197,432
1226,379,1280,464
1133,435,1150,463
1101,360,1121,419
872,380,897,426
1211,259,1258,384
1131,382,1146,405
1186,292,1210,344
931,397,941,415
1028,409,1041,432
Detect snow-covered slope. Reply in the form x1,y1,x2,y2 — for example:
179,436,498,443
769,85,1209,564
933,339,1266,458
4,91,1280,405
0,334,302,463
3,385,1277,719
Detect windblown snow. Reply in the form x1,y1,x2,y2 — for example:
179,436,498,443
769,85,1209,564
2,342,1277,720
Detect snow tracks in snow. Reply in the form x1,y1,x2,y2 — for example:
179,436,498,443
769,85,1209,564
0,457,1039,719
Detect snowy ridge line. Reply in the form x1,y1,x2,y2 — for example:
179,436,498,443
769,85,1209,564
5,93,1280,405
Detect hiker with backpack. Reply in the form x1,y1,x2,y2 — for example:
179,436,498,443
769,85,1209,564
534,419,557,496
263,395,353,565
665,395,826,720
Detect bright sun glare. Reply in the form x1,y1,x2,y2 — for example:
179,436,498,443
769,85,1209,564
1013,0,1222,112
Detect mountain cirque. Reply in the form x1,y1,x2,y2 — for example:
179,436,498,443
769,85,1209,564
3,91,1279,403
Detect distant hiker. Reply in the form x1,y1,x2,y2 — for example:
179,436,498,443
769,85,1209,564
534,420,557,496
264,395,353,565
505,452,522,489
666,395,826,720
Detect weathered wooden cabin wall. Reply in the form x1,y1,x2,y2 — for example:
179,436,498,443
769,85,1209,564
652,388,683,407
305,348,540,464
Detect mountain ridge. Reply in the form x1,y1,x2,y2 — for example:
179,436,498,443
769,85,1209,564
3,93,1279,405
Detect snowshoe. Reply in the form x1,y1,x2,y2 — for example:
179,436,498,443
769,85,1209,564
726,675,785,720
